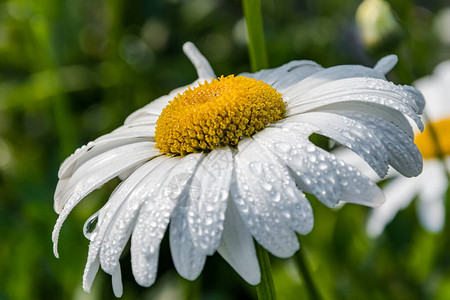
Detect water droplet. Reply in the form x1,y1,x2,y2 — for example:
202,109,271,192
306,145,316,152
205,203,216,212
83,213,99,240
218,190,229,201
318,163,328,170
272,192,281,202
205,217,214,226
262,182,273,191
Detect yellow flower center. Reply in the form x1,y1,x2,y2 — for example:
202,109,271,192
415,118,450,159
155,75,285,156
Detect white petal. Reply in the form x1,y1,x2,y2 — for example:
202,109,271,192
124,92,179,123
52,142,156,257
285,77,424,131
257,125,384,207
239,60,323,92
313,101,414,139
283,112,389,178
83,163,163,292
170,205,206,280
256,125,341,207
402,84,426,115
187,147,233,254
130,191,175,285
283,64,387,98
231,139,300,258
338,111,423,177
117,164,142,181
334,158,385,207
131,154,203,287
97,157,171,274
58,144,94,179
55,141,157,212
249,137,315,235
217,197,260,285
54,178,69,205
373,55,398,75
332,147,380,182
58,129,156,180
83,256,100,293
183,42,216,79
120,116,158,127
111,265,123,298
130,236,160,287
106,121,157,136
82,157,170,293
367,177,419,237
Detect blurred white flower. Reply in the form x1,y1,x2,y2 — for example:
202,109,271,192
52,42,424,297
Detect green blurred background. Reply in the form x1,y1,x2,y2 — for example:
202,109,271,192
1,0,450,299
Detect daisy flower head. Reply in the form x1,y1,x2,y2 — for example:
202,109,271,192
363,60,450,237
52,42,424,297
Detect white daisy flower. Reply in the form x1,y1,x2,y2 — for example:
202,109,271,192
362,60,450,237
52,42,424,297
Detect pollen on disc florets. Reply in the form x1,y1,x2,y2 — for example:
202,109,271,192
155,75,286,156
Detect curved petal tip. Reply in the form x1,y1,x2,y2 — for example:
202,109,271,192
112,265,123,297
182,42,216,79
374,54,398,75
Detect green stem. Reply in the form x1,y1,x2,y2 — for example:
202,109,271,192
243,0,268,71
256,243,277,300
294,249,322,300
182,276,201,300
242,2,276,299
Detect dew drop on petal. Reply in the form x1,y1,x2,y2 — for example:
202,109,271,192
272,191,281,203
318,163,328,170
262,182,273,191
83,213,99,240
